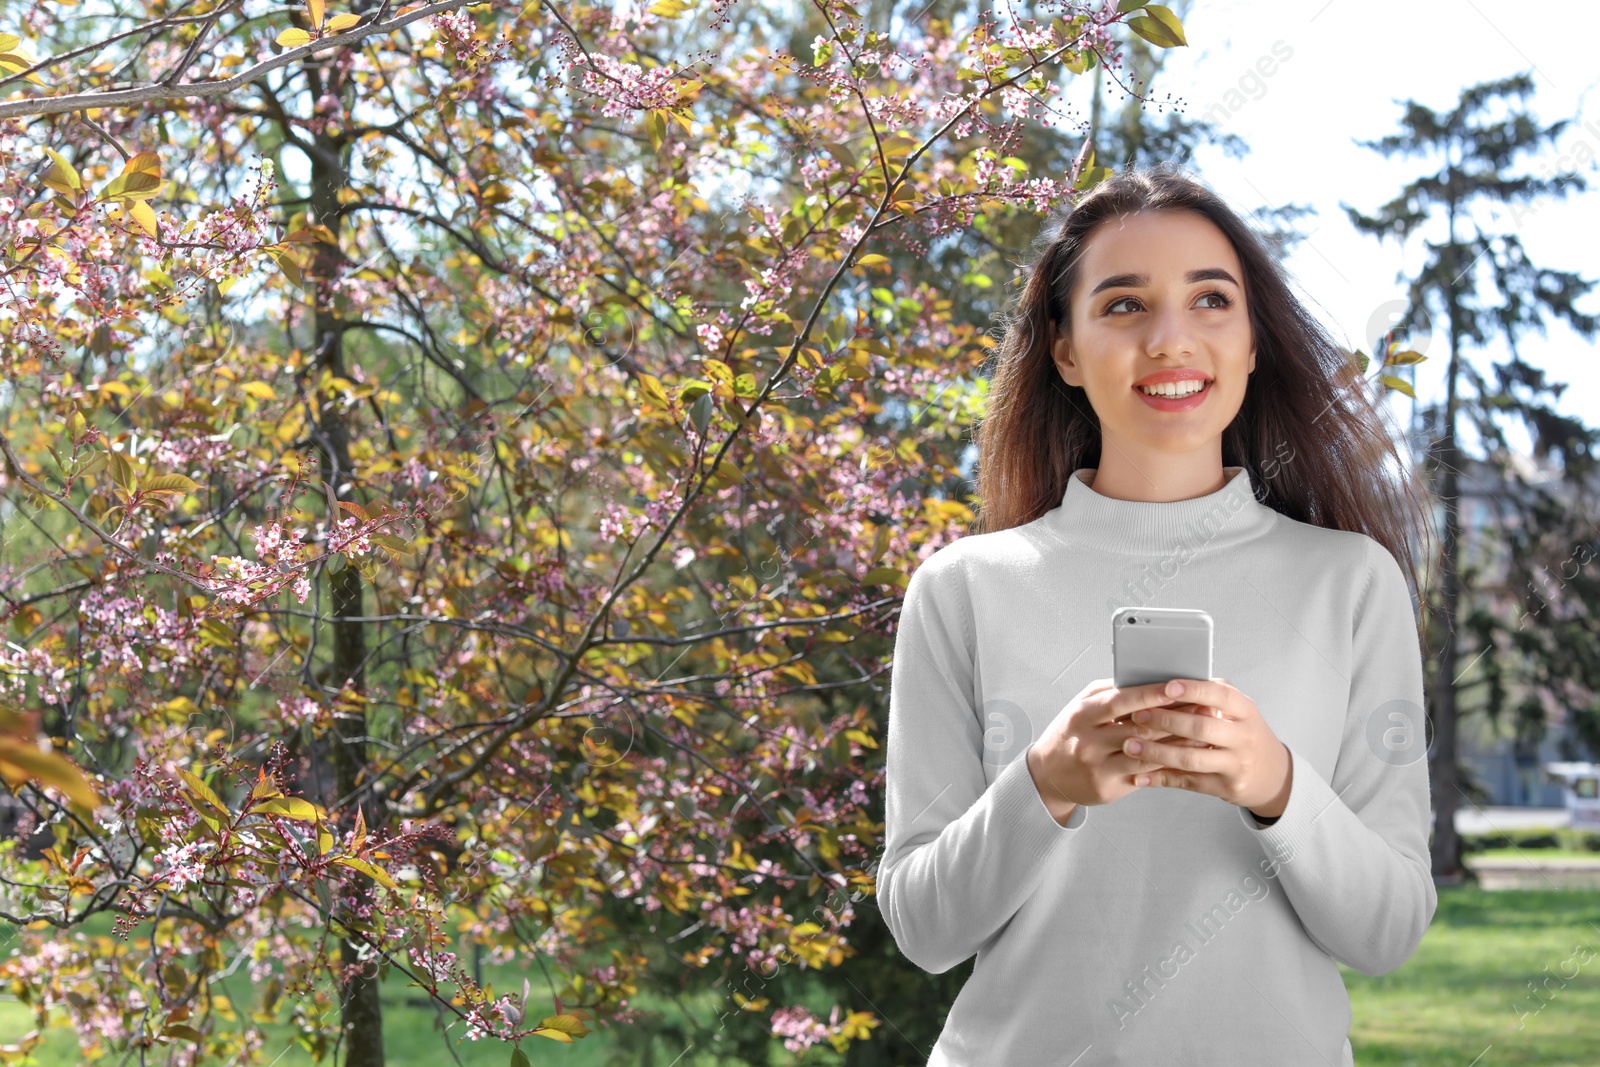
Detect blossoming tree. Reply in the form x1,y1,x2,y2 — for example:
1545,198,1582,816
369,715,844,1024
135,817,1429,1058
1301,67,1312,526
0,0,1181,1061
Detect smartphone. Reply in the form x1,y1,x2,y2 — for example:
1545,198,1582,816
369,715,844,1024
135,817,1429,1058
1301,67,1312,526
1112,607,1213,690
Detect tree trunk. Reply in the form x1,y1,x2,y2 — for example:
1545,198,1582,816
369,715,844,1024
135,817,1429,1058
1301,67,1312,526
309,121,387,1065
1428,208,1466,884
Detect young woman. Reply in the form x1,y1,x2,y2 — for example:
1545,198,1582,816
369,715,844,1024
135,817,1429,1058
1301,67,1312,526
877,165,1440,1065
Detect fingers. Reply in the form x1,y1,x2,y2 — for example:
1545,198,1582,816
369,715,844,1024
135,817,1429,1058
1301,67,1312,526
1122,734,1216,771
1128,705,1227,747
1100,680,1189,725
1166,677,1238,718
1109,750,1168,777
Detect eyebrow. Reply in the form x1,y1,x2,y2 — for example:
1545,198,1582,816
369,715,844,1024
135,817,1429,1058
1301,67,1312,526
1088,268,1240,296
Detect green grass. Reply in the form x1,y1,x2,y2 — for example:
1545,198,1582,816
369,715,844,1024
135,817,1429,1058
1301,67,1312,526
1342,887,1600,1066
5,887,1600,1065
1468,848,1600,863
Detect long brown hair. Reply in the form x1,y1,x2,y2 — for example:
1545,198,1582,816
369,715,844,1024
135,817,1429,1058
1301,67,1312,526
973,164,1439,649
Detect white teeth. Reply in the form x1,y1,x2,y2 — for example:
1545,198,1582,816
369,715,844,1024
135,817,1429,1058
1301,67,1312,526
1138,380,1207,397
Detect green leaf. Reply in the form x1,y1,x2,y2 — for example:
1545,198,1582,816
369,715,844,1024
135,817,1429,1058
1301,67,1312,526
678,380,711,401
823,141,857,171
371,532,414,555
1117,0,1146,11
689,393,712,434
1385,349,1427,366
511,1049,532,1067
75,451,107,478
108,450,136,492
813,38,833,67
1127,6,1186,47
1064,47,1097,74
861,567,908,589
198,618,236,650
314,876,333,915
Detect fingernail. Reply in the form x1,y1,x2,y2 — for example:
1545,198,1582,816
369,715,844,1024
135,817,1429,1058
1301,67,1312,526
1133,709,1150,723
1126,740,1142,754
1135,775,1150,786
1167,680,1185,697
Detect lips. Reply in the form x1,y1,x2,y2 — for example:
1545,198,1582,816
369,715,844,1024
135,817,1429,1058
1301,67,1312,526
1133,378,1212,410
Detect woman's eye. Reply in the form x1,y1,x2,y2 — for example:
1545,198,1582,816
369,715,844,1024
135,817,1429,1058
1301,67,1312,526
1105,292,1233,315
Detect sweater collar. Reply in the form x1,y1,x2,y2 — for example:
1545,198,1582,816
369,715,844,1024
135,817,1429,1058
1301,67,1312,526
1043,466,1277,555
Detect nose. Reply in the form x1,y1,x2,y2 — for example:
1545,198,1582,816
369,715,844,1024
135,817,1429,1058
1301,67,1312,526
1142,298,1198,362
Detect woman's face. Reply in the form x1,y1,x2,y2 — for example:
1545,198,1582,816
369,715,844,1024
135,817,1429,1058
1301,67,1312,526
1051,209,1255,460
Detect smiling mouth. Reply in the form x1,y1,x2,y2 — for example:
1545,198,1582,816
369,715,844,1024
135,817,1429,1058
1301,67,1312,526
1135,380,1211,398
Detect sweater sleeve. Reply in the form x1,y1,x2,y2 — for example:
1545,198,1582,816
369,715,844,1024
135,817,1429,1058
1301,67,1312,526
1237,537,1437,977
876,548,1086,975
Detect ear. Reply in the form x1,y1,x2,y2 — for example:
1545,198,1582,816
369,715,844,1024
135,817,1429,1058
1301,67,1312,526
1247,346,1257,374
1052,326,1082,387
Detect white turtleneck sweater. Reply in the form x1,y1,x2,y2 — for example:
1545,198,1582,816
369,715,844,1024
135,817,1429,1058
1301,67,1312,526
877,466,1436,1067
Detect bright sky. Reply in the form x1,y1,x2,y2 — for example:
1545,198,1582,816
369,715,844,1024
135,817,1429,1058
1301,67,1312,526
1139,0,1600,463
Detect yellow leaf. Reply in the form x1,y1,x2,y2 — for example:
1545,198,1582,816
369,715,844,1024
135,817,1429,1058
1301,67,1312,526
532,1014,592,1042
242,380,276,401
41,147,81,196
100,150,164,202
125,149,160,177
128,200,158,237
0,40,46,87
333,855,398,890
307,0,325,27
251,797,324,822
276,28,313,47
637,373,668,405
177,767,229,816
0,738,101,809
142,473,200,494
325,12,360,31
263,245,303,289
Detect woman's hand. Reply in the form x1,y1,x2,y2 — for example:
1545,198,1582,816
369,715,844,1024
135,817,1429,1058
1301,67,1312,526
1121,678,1293,817
1025,677,1200,823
